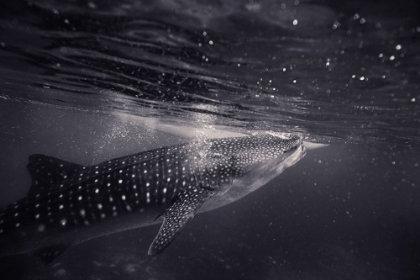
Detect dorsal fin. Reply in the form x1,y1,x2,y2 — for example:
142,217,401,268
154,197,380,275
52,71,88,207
27,154,84,199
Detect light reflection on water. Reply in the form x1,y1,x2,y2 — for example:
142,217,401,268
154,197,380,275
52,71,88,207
0,0,419,145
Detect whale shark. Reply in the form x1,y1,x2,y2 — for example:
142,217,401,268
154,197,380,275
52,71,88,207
0,133,307,263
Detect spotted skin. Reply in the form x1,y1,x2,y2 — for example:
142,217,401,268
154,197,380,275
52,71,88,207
0,134,303,261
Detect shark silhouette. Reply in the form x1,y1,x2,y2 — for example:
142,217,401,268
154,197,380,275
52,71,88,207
0,133,307,263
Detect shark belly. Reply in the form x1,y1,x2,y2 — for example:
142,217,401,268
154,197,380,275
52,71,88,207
0,203,163,257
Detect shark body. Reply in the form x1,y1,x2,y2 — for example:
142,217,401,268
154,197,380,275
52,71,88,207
0,134,305,262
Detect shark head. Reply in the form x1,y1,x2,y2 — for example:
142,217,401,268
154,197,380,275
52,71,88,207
199,133,305,212
228,134,302,172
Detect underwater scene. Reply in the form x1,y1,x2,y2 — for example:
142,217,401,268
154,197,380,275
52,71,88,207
0,0,419,279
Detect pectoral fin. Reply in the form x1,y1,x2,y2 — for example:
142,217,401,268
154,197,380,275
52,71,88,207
148,185,213,255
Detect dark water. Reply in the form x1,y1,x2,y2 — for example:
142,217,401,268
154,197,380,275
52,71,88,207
0,0,419,279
